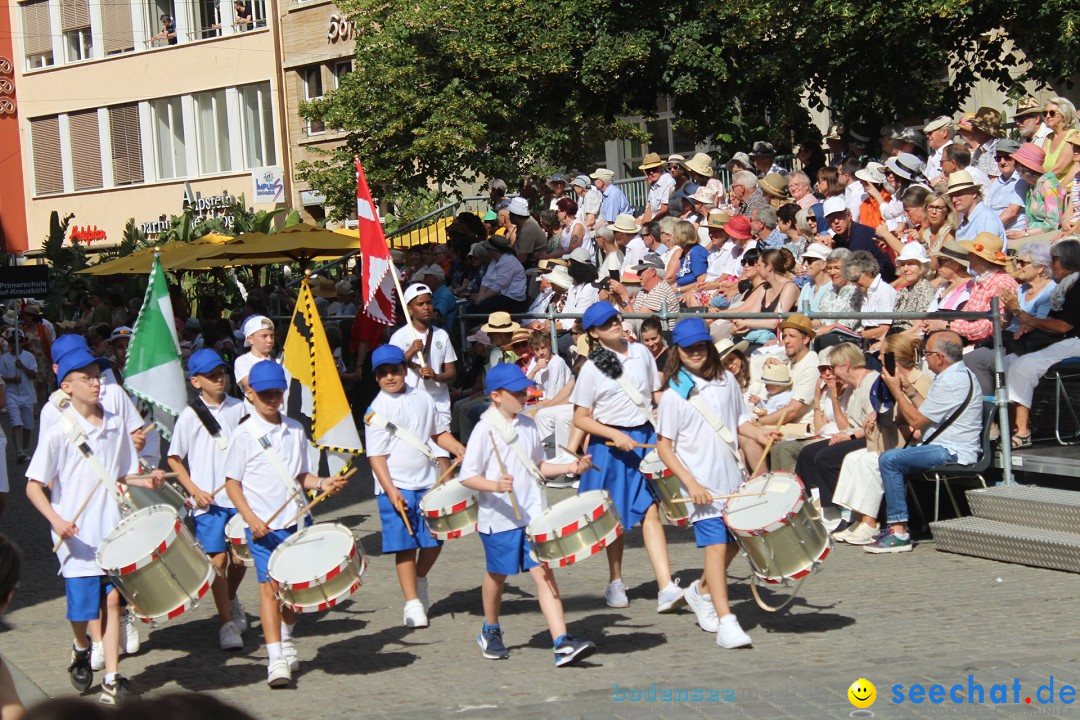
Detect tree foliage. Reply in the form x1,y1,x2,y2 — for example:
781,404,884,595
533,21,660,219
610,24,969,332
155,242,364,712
300,0,1080,219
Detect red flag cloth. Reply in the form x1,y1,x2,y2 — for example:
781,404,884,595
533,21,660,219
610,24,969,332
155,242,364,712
356,158,396,324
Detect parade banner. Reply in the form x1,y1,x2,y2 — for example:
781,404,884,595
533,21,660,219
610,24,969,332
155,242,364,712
355,158,396,325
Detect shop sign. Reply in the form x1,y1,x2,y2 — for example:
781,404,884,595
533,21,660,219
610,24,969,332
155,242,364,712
0,265,49,301
252,166,285,204
140,184,236,237
327,14,353,43
69,225,107,244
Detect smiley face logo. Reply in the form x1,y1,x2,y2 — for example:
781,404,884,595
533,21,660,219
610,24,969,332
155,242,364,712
848,678,876,708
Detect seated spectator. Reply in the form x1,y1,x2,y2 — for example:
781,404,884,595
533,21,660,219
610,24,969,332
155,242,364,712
985,139,1027,234
466,236,527,314
845,250,897,346
924,232,1017,346
750,363,793,418
769,346,850,472
890,244,936,334
869,331,983,553
796,243,833,314
1005,237,1080,448
526,331,576,460
673,220,709,288
608,254,678,332
639,317,670,379
812,248,860,347
717,339,750,394
555,249,601,357
822,196,896,281
1008,142,1062,241
924,241,973,314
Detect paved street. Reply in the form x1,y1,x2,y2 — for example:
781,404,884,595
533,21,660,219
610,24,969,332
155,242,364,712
1,450,1079,719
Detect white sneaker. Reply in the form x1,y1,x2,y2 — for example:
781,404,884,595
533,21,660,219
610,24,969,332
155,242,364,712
120,612,140,655
416,577,430,614
90,642,105,671
403,599,429,628
230,597,247,633
831,525,854,543
683,580,718,632
266,657,290,688
656,578,685,613
281,639,299,672
716,614,752,649
845,522,881,546
219,621,243,651
604,580,629,608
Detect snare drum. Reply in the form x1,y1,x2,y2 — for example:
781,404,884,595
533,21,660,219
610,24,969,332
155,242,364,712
419,481,479,540
526,490,622,568
225,513,253,567
723,472,830,585
639,451,691,527
121,481,193,520
96,505,214,622
268,523,365,614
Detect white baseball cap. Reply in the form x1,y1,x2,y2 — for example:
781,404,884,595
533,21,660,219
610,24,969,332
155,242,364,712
822,196,848,217
507,197,530,217
242,315,273,346
403,283,432,305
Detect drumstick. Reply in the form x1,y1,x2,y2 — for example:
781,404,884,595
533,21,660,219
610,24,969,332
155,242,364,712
488,432,521,521
265,488,301,525
279,467,359,528
750,409,788,478
124,471,179,482
436,460,460,485
52,483,102,553
396,497,416,537
671,492,767,504
604,441,656,449
559,445,599,472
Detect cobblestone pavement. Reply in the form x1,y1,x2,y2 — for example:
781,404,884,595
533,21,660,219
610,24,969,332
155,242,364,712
2,454,1079,719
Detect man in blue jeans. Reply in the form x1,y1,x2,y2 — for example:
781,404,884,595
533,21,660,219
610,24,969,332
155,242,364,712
869,331,983,553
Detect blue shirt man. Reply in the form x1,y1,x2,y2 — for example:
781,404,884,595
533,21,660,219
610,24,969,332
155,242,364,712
591,168,633,223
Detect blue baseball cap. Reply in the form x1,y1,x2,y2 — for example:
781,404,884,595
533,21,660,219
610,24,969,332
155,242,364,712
52,333,90,363
248,360,287,392
581,301,620,330
188,348,226,377
371,345,406,371
484,363,536,394
57,348,112,384
671,318,712,348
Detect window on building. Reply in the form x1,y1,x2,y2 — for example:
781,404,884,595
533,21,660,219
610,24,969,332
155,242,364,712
109,104,144,185
102,0,135,56
231,0,265,29
190,0,220,39
195,89,232,174
302,65,324,135
30,116,63,195
21,0,54,69
146,0,178,47
240,82,276,168
69,110,103,190
151,96,187,179
60,0,93,62
334,60,352,89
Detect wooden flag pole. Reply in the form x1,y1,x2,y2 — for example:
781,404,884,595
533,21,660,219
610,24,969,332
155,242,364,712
385,257,428,368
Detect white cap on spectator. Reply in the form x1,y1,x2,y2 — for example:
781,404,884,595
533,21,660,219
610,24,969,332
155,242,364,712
822,196,848,216
801,243,831,262
507,197,530,217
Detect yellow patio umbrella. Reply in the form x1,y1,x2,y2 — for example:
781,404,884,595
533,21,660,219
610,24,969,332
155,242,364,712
183,223,360,269
77,233,235,275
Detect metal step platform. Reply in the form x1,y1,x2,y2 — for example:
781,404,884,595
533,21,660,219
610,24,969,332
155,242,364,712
966,485,1080,534
931,516,1080,574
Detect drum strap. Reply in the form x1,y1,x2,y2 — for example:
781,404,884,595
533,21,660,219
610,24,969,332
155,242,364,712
481,406,549,508
50,390,125,505
687,394,747,475
364,410,437,463
614,376,656,429
188,398,228,452
243,422,309,522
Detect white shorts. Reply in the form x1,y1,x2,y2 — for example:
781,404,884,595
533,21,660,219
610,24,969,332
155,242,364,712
6,398,34,430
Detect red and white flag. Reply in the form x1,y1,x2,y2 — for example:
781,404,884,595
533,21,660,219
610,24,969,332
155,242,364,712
356,158,396,324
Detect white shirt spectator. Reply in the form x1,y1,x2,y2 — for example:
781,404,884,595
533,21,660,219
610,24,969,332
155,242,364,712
861,274,898,329
647,172,676,213
926,140,953,181
620,236,649,275
527,355,572,401
844,180,865,223
919,361,983,465
559,282,600,330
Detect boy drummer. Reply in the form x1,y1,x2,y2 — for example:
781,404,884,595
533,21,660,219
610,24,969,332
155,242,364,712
25,348,166,704
365,345,465,628
224,360,348,688
167,349,249,650
460,363,595,666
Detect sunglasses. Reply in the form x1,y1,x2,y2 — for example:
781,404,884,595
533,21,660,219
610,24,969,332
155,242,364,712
1046,110,1061,118
1011,258,1031,268
995,156,1014,162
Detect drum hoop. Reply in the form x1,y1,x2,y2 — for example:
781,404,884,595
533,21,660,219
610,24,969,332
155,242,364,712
531,502,608,543
723,474,806,533
433,523,477,540
425,496,474,519
545,522,623,568
289,576,363,615
272,524,359,589
101,511,183,576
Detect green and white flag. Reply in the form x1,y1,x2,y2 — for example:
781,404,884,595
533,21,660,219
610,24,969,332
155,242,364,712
124,254,186,439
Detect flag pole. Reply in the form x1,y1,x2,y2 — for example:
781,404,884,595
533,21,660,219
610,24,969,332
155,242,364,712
386,256,428,368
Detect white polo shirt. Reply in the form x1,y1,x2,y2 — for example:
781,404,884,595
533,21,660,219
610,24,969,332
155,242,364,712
570,342,660,427
364,388,440,494
168,395,246,513
788,349,821,426
862,274,898,328
460,414,546,533
0,351,36,403
222,414,310,530
388,324,457,427
527,354,572,401
657,371,751,522
39,380,145,436
27,407,139,577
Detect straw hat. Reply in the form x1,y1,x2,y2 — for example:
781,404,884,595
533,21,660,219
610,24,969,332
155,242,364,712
481,311,521,334
688,186,718,205
923,116,953,134
574,334,591,358
542,264,573,290
758,173,790,200
706,210,731,229
683,152,714,178
932,240,971,269
639,152,664,171
959,232,1008,266
761,363,792,385
506,328,533,347
778,313,815,339
311,276,338,299
1013,97,1043,119
855,163,887,186
611,214,641,234
714,338,749,359
944,170,982,195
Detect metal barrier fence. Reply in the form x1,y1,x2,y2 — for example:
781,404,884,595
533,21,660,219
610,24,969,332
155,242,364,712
459,303,1014,485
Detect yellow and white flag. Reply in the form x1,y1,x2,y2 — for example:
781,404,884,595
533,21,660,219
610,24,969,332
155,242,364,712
282,278,363,475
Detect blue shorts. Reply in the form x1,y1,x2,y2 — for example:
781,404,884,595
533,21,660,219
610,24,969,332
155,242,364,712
194,505,238,554
377,490,442,553
246,522,307,583
65,576,124,621
480,528,539,576
693,516,736,548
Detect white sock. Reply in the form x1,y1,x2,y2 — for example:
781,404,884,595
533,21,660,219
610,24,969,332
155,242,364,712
74,639,90,651
895,531,910,539
280,622,294,642
104,673,117,685
267,642,282,663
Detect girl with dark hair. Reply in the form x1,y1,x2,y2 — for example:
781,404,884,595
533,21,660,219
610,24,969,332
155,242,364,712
655,318,776,647
570,302,681,612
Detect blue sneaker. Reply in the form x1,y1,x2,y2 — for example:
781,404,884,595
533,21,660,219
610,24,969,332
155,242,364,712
554,636,596,667
477,626,509,660
863,529,912,554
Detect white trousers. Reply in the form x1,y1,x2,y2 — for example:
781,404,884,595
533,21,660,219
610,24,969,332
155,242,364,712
533,404,574,457
833,447,883,518
1005,338,1080,408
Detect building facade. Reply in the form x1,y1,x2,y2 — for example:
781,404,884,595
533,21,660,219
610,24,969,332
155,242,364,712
9,0,288,251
